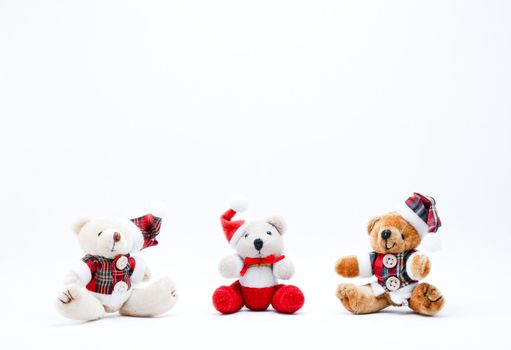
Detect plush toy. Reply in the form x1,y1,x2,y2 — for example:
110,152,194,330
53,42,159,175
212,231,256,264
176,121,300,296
212,198,305,314
55,204,178,321
335,193,445,316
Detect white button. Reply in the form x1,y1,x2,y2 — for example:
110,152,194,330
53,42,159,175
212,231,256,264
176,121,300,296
383,254,397,268
385,276,401,291
113,281,129,293
116,256,128,270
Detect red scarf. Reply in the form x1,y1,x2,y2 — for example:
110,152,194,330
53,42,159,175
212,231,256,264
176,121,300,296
240,255,285,276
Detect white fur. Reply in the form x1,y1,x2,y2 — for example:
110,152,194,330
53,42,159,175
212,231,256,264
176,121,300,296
219,254,243,278
357,253,373,278
69,261,92,285
396,202,430,237
233,220,284,258
150,201,167,218
130,256,147,284
55,284,105,321
273,258,295,280
119,277,178,317
421,233,441,252
230,196,248,212
240,265,277,288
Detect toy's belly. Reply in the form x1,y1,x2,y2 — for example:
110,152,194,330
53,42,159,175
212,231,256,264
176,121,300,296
240,265,276,288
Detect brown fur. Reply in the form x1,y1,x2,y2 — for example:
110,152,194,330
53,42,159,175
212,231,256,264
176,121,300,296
335,212,444,316
335,256,359,277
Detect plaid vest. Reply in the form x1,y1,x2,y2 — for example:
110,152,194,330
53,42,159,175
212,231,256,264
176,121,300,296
82,254,136,295
370,250,417,290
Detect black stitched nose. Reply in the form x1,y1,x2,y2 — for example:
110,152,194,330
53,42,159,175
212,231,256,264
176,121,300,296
254,238,264,251
381,229,392,240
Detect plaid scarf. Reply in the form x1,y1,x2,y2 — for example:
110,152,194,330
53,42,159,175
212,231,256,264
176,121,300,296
82,254,136,295
370,250,417,290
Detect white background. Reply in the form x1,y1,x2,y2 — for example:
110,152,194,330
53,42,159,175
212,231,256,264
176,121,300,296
1,0,510,349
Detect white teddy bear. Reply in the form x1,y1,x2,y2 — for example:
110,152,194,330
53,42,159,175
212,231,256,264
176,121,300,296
212,198,305,314
55,206,178,321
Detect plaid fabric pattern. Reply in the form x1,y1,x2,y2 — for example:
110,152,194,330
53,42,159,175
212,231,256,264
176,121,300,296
370,250,417,291
82,254,136,295
405,192,442,233
131,214,161,250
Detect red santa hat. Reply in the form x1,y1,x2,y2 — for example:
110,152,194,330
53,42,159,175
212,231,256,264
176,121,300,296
396,192,442,252
130,201,167,253
221,197,249,247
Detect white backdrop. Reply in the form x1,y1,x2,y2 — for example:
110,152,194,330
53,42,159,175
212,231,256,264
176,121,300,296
1,1,510,349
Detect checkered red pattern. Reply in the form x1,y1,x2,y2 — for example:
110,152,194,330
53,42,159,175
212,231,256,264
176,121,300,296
370,250,417,291
131,214,161,250
82,254,136,295
405,192,442,233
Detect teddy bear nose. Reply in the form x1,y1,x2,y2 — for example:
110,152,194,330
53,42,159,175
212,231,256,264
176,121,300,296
381,229,392,240
113,232,121,242
254,238,264,251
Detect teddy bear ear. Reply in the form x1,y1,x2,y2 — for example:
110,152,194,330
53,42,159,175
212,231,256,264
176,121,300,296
367,216,381,235
71,216,90,235
266,216,287,235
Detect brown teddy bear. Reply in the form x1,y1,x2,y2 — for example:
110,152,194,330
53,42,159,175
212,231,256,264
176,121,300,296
335,193,445,316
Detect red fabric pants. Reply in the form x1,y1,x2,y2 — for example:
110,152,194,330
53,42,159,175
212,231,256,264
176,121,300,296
213,281,304,314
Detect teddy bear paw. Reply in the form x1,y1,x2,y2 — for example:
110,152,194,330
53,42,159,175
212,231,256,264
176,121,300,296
336,283,363,314
409,283,445,316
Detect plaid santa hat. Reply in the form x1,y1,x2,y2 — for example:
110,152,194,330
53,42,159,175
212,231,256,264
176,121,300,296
130,201,167,253
396,192,442,251
221,197,249,247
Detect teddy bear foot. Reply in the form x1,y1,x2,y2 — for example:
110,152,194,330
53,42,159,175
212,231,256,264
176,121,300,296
55,284,105,321
336,283,390,314
409,283,445,316
213,281,244,314
272,285,304,314
119,277,178,317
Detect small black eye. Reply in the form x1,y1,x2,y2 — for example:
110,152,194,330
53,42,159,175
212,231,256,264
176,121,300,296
401,234,405,239
244,233,249,238
98,231,102,237
266,231,272,236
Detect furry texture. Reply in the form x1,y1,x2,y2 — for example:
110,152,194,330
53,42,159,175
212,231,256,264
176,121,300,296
56,213,177,321
335,210,445,316
213,208,304,314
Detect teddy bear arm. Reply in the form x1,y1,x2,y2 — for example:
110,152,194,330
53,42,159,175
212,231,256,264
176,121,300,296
66,260,93,286
131,256,149,284
335,256,360,277
219,254,244,278
273,258,295,280
406,253,431,280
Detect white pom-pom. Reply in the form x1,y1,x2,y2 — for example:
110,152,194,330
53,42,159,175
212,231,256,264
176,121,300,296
150,201,168,218
230,196,248,212
421,233,441,252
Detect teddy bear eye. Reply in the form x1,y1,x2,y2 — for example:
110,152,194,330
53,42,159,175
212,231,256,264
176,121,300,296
266,231,272,236
244,233,249,238
401,234,405,239
98,231,103,237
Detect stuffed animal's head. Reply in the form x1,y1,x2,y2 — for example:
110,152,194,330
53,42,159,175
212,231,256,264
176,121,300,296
367,192,443,253
232,216,286,259
367,213,422,254
72,217,140,258
221,198,287,259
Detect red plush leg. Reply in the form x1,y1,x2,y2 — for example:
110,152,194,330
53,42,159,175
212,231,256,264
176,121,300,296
213,281,244,314
241,286,275,311
272,285,305,314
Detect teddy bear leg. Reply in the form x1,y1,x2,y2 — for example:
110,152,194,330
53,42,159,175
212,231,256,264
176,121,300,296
119,277,178,317
336,283,390,314
408,283,445,316
55,284,105,321
271,284,305,314
213,280,244,314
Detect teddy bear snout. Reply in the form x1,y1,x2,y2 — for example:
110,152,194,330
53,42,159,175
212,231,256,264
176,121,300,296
381,229,392,240
113,232,121,242
253,238,264,251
